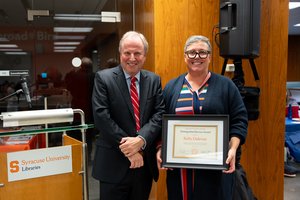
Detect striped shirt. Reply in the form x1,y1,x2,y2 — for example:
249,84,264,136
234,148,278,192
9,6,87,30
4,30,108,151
175,78,209,115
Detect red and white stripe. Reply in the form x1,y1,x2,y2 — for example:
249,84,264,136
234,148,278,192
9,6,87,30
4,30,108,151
130,77,140,131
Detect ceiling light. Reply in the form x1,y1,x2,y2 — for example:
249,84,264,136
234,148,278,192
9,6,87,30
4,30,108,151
294,24,300,27
0,44,18,48
54,27,93,33
101,12,121,22
53,12,121,23
27,9,50,21
54,42,80,45
0,49,22,51
53,35,86,40
54,49,74,53
54,46,77,50
4,52,28,55
289,2,300,9
54,14,102,21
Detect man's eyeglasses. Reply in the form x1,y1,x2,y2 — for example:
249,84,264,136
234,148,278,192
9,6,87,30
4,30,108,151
185,50,210,59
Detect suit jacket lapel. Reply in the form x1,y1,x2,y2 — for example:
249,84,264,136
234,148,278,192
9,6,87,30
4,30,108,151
113,67,135,118
139,71,148,125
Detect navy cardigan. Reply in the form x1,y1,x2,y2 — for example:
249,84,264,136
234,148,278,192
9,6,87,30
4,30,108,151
163,72,248,145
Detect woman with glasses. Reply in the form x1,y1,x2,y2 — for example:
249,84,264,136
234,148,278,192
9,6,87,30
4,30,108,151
156,35,248,200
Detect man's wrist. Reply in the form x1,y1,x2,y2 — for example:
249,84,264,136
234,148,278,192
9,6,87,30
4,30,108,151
137,135,146,150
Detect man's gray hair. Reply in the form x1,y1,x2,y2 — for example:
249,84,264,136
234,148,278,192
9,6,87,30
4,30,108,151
119,31,149,54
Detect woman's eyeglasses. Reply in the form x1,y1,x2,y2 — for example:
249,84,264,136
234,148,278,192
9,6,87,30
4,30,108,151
185,50,210,59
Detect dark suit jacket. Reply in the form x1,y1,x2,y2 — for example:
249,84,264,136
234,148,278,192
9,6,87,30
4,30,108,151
92,66,165,183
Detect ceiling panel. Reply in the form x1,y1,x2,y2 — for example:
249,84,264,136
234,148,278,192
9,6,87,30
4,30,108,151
0,0,117,55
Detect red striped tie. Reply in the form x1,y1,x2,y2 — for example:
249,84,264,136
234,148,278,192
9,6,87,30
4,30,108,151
130,77,140,132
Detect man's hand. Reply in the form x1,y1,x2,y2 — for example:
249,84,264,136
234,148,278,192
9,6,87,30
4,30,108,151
119,136,144,157
128,152,144,168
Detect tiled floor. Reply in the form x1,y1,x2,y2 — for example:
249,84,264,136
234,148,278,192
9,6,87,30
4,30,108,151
88,162,300,200
284,160,300,200
88,163,99,200
285,175,300,200
87,142,99,200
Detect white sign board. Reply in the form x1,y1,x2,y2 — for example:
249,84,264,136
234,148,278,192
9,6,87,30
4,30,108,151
7,145,72,182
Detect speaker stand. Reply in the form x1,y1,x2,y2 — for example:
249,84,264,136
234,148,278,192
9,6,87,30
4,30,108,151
221,58,259,82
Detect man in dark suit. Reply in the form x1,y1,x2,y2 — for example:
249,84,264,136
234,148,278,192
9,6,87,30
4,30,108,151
92,31,165,200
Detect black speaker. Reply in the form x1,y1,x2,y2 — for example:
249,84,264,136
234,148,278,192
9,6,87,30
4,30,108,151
219,0,261,59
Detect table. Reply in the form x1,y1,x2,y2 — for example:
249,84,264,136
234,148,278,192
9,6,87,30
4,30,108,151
286,118,300,132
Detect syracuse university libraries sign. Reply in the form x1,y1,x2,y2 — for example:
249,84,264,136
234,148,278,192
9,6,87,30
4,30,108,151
7,146,72,182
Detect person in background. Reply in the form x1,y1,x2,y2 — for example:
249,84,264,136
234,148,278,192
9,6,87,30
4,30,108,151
65,57,95,161
284,89,298,177
106,57,119,68
6,82,18,111
156,35,248,200
92,31,165,200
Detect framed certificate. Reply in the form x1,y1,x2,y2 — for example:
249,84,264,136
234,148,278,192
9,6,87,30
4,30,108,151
161,114,229,170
